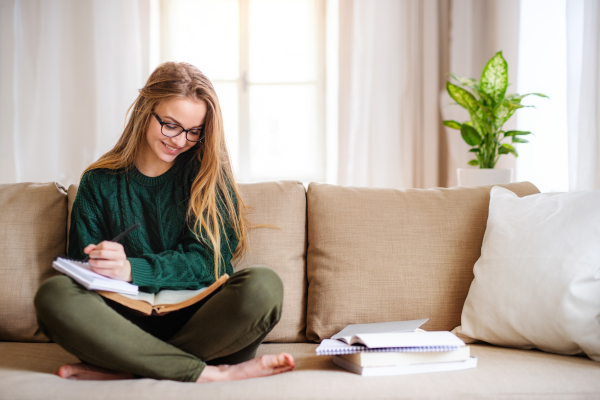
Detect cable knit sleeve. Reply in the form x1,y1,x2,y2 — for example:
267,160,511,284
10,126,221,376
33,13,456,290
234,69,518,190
67,171,109,260
127,185,239,293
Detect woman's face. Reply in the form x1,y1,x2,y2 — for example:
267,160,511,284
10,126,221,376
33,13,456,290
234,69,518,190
142,97,207,169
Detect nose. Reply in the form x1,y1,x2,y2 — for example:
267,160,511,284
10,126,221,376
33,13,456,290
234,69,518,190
172,133,188,148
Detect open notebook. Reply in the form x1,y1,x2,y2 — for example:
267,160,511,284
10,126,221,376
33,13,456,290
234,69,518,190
317,319,465,355
52,257,228,315
52,257,139,295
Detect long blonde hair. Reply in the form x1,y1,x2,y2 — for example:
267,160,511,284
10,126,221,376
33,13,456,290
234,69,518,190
84,62,248,279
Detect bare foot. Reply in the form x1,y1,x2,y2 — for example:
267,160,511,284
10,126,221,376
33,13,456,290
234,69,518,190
197,353,295,382
56,363,134,381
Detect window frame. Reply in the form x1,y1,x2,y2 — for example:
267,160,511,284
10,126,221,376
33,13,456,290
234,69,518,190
212,0,327,183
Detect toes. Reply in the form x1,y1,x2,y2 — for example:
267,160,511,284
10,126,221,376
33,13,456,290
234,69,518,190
282,353,295,368
57,364,74,379
276,353,295,368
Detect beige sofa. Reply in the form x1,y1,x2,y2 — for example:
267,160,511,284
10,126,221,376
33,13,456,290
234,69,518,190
0,180,599,400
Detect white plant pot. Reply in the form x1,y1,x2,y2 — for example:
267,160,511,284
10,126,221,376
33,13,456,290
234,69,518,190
457,168,513,187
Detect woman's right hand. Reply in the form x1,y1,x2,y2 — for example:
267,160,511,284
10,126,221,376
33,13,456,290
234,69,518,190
84,241,133,282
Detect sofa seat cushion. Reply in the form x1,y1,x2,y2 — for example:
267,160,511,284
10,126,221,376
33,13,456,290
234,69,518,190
1,342,599,399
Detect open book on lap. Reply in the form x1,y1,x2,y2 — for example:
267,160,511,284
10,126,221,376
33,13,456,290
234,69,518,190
98,274,228,315
52,257,228,316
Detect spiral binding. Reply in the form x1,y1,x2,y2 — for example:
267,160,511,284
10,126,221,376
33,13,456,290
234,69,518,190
54,256,88,264
316,345,460,356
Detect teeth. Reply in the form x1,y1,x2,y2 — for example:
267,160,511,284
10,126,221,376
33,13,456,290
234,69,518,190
164,143,178,151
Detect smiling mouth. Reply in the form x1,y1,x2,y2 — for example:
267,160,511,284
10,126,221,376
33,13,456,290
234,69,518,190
162,142,181,153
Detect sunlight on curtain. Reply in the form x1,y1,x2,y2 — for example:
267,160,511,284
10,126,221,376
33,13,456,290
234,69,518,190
0,0,148,185
516,0,568,192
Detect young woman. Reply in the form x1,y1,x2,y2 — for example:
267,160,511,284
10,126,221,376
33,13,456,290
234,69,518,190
34,62,295,383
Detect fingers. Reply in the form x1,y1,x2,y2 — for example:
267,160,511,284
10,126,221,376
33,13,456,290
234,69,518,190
84,241,124,256
90,260,122,279
94,241,125,252
88,242,126,261
89,260,122,270
89,248,126,261
90,260,130,280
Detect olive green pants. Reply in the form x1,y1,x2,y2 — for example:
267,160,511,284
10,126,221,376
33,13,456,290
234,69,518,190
34,266,283,382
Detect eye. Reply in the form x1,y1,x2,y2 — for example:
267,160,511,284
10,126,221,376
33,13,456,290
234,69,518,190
164,123,180,131
188,129,202,137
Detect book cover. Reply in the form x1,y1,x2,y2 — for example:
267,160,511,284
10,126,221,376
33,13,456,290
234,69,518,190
339,346,471,367
333,355,478,376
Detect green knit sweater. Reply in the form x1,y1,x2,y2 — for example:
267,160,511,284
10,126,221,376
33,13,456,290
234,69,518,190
68,153,237,293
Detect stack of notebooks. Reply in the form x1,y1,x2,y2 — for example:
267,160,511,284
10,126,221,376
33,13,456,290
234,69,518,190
316,319,477,376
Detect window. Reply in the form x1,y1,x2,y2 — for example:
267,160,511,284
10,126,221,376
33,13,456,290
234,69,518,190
516,0,568,192
154,0,326,183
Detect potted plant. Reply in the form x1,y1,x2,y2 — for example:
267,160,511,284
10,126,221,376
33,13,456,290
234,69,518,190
443,51,547,187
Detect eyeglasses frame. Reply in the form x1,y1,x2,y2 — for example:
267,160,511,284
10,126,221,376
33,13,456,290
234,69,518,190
152,112,205,143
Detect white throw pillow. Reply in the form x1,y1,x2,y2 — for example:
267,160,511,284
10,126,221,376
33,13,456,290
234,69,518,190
455,186,600,361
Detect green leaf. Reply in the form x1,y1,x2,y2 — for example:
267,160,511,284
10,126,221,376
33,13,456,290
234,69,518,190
469,148,480,153
446,82,479,114
506,93,549,103
512,137,529,143
451,74,479,88
500,143,519,157
460,124,482,146
468,160,479,166
504,130,531,137
480,51,508,106
496,100,524,127
442,120,462,130
474,101,493,118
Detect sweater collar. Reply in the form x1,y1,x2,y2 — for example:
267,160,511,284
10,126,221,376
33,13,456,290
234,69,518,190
129,161,181,187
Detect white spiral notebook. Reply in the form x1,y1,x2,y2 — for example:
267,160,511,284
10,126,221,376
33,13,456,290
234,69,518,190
316,320,466,356
52,257,139,295
316,339,461,355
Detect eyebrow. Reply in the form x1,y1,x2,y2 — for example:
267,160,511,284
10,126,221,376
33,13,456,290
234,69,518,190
162,115,203,129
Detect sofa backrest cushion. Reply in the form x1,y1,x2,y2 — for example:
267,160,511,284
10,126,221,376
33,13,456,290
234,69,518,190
233,181,308,342
0,182,66,342
67,181,308,343
305,181,540,342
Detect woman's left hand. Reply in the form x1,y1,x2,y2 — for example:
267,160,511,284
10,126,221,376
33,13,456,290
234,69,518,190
85,241,132,282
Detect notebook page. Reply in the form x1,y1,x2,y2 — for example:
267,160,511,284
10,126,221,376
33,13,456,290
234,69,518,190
331,319,429,343
355,331,465,349
153,287,208,305
118,291,156,304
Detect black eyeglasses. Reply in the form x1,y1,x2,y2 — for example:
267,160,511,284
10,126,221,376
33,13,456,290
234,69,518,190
152,112,204,143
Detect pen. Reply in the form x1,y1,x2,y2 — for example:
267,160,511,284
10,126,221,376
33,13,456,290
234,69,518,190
82,223,140,262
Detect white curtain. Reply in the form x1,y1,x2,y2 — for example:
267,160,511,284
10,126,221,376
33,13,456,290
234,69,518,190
0,0,149,186
440,0,521,187
338,0,441,189
567,0,600,191
338,0,522,189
